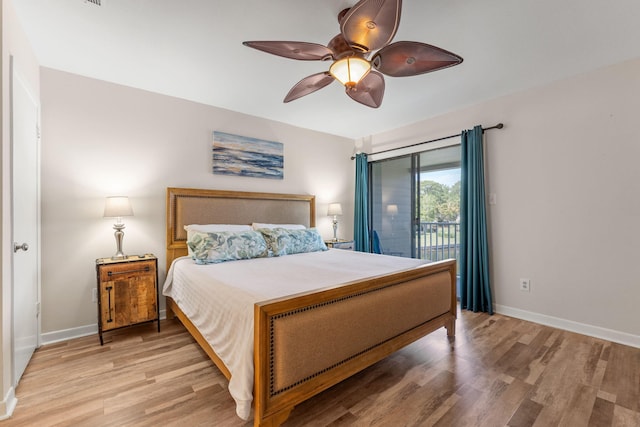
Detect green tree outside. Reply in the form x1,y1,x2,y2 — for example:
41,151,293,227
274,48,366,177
419,178,461,263
419,179,460,222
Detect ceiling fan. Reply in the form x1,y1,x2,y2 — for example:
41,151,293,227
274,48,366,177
243,0,463,108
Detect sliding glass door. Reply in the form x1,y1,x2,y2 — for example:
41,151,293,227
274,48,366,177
370,145,461,262
370,155,415,257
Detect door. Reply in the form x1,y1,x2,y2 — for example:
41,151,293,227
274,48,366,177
11,57,40,384
369,155,414,257
370,145,461,261
415,146,462,263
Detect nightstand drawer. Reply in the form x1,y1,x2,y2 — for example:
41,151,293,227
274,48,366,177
98,259,156,282
325,240,354,250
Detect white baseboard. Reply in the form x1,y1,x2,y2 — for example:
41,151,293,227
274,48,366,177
494,304,640,349
40,324,98,346
0,387,17,420
40,309,167,346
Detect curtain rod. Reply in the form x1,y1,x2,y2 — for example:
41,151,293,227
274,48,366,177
350,123,504,160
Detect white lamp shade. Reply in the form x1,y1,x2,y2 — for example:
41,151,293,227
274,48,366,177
329,57,371,87
327,203,343,216
104,196,133,218
386,204,398,215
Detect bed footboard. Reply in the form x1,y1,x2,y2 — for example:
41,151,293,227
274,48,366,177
253,259,457,427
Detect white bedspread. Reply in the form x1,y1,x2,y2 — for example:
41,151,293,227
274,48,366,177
162,249,427,420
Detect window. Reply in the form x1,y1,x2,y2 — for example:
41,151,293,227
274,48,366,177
370,145,460,262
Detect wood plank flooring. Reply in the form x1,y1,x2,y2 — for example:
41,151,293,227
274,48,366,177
4,309,639,426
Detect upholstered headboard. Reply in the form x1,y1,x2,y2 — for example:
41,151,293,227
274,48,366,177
166,187,316,267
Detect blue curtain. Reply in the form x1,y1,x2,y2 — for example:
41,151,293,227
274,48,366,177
354,153,370,252
460,126,493,313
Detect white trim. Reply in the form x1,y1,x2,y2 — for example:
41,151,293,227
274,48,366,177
495,304,640,349
40,309,167,345
40,324,98,346
0,387,17,420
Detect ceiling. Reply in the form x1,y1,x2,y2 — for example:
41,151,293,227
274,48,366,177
12,0,640,139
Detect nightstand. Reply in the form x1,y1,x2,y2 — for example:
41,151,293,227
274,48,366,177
325,239,354,250
95,254,159,345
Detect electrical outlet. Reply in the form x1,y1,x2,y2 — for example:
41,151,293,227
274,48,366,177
92,288,98,303
520,278,531,292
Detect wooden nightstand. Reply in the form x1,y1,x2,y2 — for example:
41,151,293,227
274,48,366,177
325,239,354,250
95,254,159,345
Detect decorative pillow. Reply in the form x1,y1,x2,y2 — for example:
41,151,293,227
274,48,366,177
184,224,253,255
258,228,327,256
187,230,268,264
252,223,306,230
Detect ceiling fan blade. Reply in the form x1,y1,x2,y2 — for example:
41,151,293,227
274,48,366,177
284,72,335,103
346,70,385,108
340,0,401,53
243,41,334,61
372,41,463,77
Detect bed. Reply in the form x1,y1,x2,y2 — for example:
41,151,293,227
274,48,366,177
164,187,457,427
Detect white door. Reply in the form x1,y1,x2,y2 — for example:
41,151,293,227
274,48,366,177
11,57,40,385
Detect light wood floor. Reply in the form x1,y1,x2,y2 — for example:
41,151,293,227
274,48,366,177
4,309,640,426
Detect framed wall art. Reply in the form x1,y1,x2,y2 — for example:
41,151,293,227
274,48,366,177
212,131,283,179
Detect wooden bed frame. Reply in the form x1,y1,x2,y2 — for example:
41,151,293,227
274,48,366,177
165,187,457,427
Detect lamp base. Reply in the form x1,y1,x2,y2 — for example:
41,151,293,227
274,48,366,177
112,224,127,260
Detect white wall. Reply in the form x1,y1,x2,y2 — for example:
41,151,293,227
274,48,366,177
370,58,640,347
1,0,40,417
39,58,640,348
39,68,354,338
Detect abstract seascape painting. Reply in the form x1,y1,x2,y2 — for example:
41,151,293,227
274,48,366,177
212,131,284,179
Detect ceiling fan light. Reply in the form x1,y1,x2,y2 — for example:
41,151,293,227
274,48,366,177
329,57,371,87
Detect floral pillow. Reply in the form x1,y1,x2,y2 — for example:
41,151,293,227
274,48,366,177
258,227,327,256
187,230,268,264
184,224,252,255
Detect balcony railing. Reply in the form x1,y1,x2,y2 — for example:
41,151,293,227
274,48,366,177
419,222,460,262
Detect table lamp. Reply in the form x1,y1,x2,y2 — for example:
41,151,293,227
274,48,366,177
327,202,342,241
103,196,133,259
